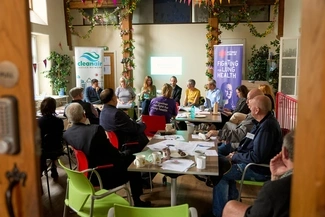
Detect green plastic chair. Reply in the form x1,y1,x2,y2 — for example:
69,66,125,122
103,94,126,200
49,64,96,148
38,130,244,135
108,204,198,217
236,163,270,201
58,160,130,217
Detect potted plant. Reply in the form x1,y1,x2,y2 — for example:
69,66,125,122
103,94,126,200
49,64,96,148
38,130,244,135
248,40,280,92
43,51,73,95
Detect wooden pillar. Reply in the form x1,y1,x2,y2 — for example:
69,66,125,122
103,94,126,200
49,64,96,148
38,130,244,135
290,0,325,216
120,5,134,87
207,17,219,78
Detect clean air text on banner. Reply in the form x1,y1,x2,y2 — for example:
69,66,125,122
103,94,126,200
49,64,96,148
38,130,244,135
75,47,104,89
214,44,243,110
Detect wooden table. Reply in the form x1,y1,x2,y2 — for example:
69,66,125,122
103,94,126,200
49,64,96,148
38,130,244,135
175,111,222,123
128,131,219,206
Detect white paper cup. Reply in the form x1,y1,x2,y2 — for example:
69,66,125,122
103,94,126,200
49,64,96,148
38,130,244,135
196,155,207,169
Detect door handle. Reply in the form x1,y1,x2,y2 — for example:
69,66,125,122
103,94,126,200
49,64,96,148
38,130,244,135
5,164,26,217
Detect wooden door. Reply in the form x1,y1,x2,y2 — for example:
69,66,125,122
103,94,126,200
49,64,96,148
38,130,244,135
290,0,325,216
103,52,116,90
0,1,42,217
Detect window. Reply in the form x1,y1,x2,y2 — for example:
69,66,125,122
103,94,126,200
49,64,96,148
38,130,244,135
278,37,300,96
133,1,270,24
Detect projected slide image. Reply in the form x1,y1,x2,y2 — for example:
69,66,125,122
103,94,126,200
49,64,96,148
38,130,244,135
151,57,182,75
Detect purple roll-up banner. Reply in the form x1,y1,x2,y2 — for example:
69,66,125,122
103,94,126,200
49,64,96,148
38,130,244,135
214,44,243,110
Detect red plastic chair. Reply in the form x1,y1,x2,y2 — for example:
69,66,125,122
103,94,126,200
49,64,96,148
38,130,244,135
72,147,113,178
106,131,139,150
142,115,166,137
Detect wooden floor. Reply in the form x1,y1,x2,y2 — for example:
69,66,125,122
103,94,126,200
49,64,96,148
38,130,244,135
41,158,261,217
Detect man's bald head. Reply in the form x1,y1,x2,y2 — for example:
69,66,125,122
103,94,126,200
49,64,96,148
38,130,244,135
246,88,264,107
250,95,272,120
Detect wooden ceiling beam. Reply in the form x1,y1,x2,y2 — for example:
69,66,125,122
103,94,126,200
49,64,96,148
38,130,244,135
68,1,121,9
220,0,276,6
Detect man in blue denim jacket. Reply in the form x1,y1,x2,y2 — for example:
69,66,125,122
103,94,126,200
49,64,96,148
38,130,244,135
207,95,282,217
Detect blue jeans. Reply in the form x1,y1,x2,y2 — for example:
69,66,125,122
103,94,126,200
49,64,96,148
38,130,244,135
218,143,235,156
212,163,269,217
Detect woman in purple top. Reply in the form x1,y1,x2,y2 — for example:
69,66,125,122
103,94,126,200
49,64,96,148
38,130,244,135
149,83,177,123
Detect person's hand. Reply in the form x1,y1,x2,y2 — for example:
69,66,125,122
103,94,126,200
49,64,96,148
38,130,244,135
95,86,100,92
226,152,234,160
206,130,218,138
270,152,289,179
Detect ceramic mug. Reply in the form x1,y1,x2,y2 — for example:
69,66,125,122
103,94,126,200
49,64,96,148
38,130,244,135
148,152,162,165
133,155,146,167
165,123,173,132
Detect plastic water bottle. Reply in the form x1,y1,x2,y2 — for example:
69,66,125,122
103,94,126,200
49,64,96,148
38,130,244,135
190,105,195,119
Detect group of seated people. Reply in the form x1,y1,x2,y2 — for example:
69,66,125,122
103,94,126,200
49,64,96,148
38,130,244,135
37,75,291,215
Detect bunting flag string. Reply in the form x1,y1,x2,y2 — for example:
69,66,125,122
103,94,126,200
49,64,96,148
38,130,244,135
32,63,37,73
43,59,47,68
59,42,63,51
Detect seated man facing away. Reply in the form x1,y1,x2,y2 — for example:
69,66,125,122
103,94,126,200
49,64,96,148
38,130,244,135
84,78,103,104
206,89,264,156
65,87,99,124
183,79,201,106
223,130,295,217
63,103,150,207
99,88,149,151
207,95,283,217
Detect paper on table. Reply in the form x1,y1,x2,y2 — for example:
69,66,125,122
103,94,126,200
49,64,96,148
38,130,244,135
205,150,218,156
161,159,195,172
152,134,185,141
189,141,215,155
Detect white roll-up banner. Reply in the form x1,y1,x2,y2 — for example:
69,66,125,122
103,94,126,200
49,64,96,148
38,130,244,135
75,47,104,89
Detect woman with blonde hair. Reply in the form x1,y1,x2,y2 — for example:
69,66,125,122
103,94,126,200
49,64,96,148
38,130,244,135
259,84,275,110
115,77,136,104
149,83,177,123
140,76,157,115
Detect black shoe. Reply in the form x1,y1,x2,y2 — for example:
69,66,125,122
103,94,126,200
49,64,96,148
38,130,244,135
134,200,151,207
194,175,207,182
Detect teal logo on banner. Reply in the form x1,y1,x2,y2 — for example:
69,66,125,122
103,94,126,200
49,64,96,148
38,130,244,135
78,52,102,67
214,44,243,110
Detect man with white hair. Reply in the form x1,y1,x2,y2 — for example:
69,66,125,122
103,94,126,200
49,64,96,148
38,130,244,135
204,79,222,109
63,103,150,207
223,130,295,217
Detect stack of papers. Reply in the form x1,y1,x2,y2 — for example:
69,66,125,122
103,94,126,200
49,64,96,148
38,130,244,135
116,103,132,109
161,159,195,172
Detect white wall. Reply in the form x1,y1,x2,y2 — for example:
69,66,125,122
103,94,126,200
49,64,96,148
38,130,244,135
72,23,276,102
284,0,302,37
31,0,73,95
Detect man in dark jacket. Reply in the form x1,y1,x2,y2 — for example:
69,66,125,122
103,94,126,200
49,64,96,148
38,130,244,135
65,87,99,124
99,88,148,151
170,76,182,105
210,95,283,217
222,130,295,217
63,103,150,207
